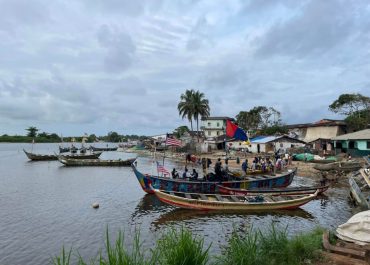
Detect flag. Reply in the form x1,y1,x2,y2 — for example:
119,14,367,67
165,135,182,147
226,120,249,141
156,161,170,176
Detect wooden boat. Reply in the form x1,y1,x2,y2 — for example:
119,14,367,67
24,149,58,161
153,188,318,211
89,146,118,152
349,169,370,210
58,157,135,166
132,162,296,194
24,149,102,161
314,161,362,172
321,231,370,265
59,146,70,153
217,184,329,196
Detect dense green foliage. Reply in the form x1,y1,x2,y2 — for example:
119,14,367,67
52,226,324,265
217,226,323,265
26,126,39,137
329,93,370,130
173,126,190,138
236,106,284,135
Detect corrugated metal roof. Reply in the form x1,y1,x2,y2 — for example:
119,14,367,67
332,129,370,140
251,136,281,144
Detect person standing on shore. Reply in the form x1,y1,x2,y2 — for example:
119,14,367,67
242,159,248,175
201,157,207,175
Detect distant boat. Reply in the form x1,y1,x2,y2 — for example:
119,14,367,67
89,146,118,152
132,162,296,194
152,188,318,211
314,161,362,172
59,146,70,153
24,149,102,161
58,157,135,167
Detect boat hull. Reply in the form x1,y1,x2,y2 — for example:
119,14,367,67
58,157,135,166
132,163,296,194
24,149,102,161
217,185,328,196
153,189,318,211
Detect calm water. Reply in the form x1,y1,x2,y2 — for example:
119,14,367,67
0,143,357,264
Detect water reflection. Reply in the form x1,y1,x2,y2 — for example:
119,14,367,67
151,204,315,229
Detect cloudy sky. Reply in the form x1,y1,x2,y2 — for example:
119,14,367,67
0,0,369,136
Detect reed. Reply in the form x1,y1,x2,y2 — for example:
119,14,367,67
154,227,211,265
216,225,324,265
52,246,72,265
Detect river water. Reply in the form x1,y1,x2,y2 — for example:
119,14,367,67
0,143,357,264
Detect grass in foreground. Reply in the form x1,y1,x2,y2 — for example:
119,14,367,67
52,225,324,265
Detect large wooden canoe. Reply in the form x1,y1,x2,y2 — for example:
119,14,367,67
217,184,329,196
24,149,102,161
132,162,296,194
314,161,362,172
89,146,118,152
58,157,135,166
153,188,318,211
349,169,370,210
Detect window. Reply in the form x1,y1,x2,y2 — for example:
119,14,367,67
208,122,211,127
208,131,211,136
367,141,370,149
217,122,220,127
217,131,220,136
349,141,355,149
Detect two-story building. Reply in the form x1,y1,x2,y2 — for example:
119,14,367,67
201,116,234,150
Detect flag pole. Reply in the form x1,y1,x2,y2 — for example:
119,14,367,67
162,133,168,177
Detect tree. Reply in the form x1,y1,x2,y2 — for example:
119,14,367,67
191,90,210,141
174,126,190,138
178,89,195,131
26,126,38,138
107,131,120,142
329,93,370,130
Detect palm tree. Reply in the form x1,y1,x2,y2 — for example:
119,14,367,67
26,126,38,138
192,90,210,141
178,89,195,131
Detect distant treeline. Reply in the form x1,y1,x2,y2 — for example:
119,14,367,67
0,131,147,143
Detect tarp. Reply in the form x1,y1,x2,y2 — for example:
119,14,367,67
293,153,315,161
336,210,370,245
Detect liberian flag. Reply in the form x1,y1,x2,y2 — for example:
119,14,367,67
156,161,170,176
226,120,249,141
165,135,182,147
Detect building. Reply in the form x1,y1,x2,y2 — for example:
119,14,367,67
201,117,234,150
247,135,306,154
287,119,349,154
332,129,370,157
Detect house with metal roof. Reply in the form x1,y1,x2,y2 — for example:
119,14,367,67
332,129,370,157
232,135,306,154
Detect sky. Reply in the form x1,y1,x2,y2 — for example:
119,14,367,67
0,0,369,136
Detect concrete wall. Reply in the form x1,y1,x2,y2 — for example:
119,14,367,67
304,126,339,143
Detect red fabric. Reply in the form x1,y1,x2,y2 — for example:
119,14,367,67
226,120,237,137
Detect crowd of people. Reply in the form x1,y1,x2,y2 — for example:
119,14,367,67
168,152,293,181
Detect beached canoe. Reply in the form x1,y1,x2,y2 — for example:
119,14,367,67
89,146,118,152
314,161,362,172
349,169,370,210
132,162,296,194
217,184,329,196
24,149,102,161
58,157,135,166
153,188,318,211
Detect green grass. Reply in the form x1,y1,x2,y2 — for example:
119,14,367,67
154,227,210,265
52,225,324,265
217,225,324,265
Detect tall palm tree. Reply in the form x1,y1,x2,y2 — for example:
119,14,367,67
192,90,210,142
178,89,195,131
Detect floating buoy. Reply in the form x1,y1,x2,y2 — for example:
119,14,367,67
92,202,99,209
